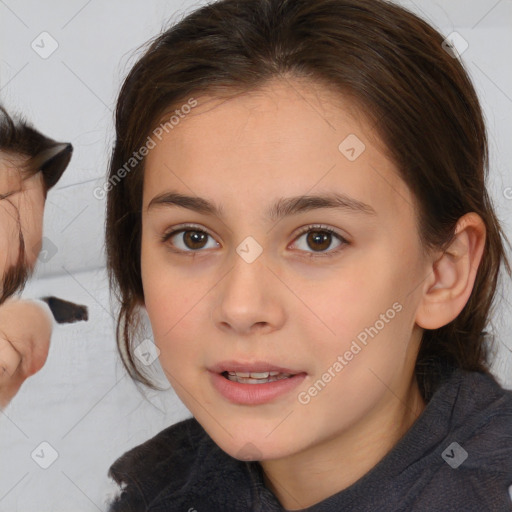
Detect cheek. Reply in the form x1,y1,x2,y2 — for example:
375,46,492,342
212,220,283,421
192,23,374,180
140,242,201,362
144,276,207,349
143,291,208,391
307,253,414,369
141,244,218,380
314,263,393,333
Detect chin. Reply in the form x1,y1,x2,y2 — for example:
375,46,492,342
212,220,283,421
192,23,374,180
199,415,302,462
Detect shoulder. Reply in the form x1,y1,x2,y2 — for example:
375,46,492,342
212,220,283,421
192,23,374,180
106,417,259,511
450,369,512,473
106,417,210,510
109,416,206,475
423,369,512,510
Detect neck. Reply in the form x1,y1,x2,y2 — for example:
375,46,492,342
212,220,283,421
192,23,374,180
260,376,426,510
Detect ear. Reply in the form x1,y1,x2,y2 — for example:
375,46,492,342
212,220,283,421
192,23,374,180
415,212,486,330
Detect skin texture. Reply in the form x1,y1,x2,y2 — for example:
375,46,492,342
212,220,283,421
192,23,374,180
0,158,53,409
0,157,46,280
0,298,53,409
140,78,486,509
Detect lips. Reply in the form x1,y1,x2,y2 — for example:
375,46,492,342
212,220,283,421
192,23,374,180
209,360,301,375
208,362,307,405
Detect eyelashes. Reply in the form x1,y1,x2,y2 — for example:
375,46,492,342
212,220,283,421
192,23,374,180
161,223,349,258
162,225,220,253
292,224,348,257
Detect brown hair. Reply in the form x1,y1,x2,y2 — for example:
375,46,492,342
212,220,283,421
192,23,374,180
0,106,73,193
0,105,73,303
105,0,511,400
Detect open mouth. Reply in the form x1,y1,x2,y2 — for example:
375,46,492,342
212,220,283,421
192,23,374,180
210,365,307,404
221,370,294,384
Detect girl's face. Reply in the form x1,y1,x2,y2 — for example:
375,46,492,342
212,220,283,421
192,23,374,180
140,78,429,462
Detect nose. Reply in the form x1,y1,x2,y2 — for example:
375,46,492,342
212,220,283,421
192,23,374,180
211,253,286,336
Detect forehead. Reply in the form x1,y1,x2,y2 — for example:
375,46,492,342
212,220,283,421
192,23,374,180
142,78,416,223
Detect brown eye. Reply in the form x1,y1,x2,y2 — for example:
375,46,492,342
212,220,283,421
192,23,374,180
181,230,208,250
162,226,219,253
306,231,332,252
291,225,348,257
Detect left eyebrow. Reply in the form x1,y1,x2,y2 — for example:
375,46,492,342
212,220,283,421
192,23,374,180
147,191,377,220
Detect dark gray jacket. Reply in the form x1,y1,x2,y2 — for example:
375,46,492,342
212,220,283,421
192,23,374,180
107,367,512,511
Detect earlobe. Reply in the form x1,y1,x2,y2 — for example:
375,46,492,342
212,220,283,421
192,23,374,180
415,212,486,330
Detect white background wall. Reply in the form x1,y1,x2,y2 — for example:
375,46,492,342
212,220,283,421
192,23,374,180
0,0,511,510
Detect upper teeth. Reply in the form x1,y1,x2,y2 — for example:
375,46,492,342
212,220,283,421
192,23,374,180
228,371,283,378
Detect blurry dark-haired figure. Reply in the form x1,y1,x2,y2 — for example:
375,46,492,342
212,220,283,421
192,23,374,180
0,105,87,408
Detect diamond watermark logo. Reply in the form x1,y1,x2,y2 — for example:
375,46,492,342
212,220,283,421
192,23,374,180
442,32,469,59
31,32,59,59
236,236,263,264
134,338,160,366
236,442,263,461
31,441,59,469
338,134,366,161
441,441,468,469
37,236,58,263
